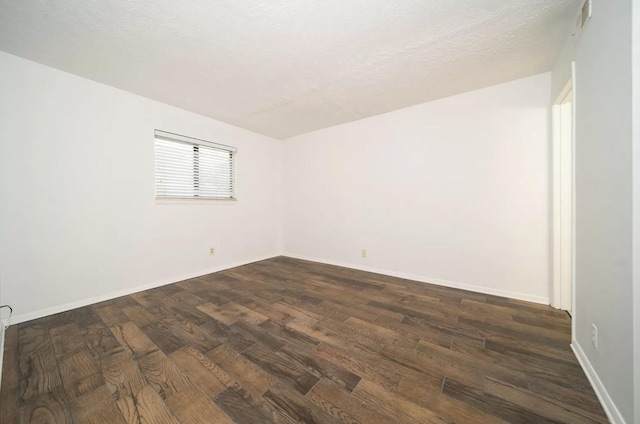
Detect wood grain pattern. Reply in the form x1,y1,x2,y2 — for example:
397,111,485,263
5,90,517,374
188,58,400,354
241,343,319,395
307,379,395,424
109,321,157,357
133,385,181,424
57,349,103,401
207,344,277,397
68,385,126,424
166,386,234,424
80,323,124,359
262,381,343,424
19,386,72,424
214,383,275,424
442,377,561,424
137,350,191,399
18,326,62,402
100,350,148,423
1,257,608,423
169,347,229,399
1,325,20,424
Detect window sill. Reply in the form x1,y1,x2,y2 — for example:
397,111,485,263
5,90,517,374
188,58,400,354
155,197,238,205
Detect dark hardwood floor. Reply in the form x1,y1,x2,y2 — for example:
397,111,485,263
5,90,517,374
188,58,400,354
1,257,608,423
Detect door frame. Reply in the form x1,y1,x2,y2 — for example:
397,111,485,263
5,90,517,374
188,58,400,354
551,64,576,316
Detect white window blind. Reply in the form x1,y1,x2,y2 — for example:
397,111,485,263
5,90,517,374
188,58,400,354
154,130,237,200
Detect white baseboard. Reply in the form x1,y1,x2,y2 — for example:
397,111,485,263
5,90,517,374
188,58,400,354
571,340,627,424
9,252,550,323
282,253,550,305
11,253,281,325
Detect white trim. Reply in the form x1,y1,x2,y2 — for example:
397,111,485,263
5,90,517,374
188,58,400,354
282,253,550,305
0,317,8,388
555,80,573,105
552,77,574,312
572,340,628,424
570,60,578,345
551,102,562,309
155,197,238,205
10,254,280,325
632,0,640,418
154,129,237,152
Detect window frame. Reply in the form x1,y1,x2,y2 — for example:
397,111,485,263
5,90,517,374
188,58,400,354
154,129,237,201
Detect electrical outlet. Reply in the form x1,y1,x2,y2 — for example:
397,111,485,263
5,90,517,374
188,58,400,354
209,247,216,256
591,324,598,348
361,249,367,258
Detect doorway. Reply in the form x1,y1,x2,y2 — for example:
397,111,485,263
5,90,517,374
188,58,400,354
552,76,574,314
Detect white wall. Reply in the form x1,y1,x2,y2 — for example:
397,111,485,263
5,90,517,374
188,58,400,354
283,74,551,303
551,2,635,423
0,52,282,324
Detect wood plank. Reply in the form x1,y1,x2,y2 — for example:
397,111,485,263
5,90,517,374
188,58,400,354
17,323,50,359
271,302,323,324
112,296,141,308
130,292,177,321
409,339,528,389
258,320,321,351
241,343,319,395
312,342,403,392
19,386,72,424
100,350,147,423
176,279,232,305
137,350,192,398
484,377,608,424
46,307,103,330
402,388,509,424
141,320,187,355
80,323,124,359
133,385,180,424
197,302,269,326
353,379,448,424
230,320,286,351
121,304,158,327
458,316,570,350
527,375,607,418
169,347,230,399
49,323,87,358
57,348,103,400
452,335,591,391
109,321,157,357
276,344,361,392
93,302,130,327
166,386,234,424
1,325,20,424
19,344,62,401
171,289,207,306
342,316,419,350
284,318,344,347
214,383,277,424
262,381,344,424
199,318,256,353
442,378,556,424
68,385,126,424
307,379,395,424
164,315,224,352
207,344,277,397
367,300,433,323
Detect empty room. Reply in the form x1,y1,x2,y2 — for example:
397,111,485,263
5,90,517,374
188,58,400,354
0,0,639,423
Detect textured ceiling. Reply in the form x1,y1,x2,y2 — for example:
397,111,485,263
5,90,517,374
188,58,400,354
0,0,581,139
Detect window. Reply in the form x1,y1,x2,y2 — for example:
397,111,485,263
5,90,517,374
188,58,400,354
154,130,236,200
